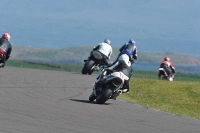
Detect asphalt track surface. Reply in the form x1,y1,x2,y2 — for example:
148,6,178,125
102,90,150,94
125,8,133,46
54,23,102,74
0,67,199,133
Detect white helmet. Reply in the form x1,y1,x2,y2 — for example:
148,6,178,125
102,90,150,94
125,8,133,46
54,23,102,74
119,54,131,67
104,39,111,45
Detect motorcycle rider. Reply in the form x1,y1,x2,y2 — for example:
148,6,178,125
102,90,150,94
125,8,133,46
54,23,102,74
85,39,112,65
99,39,137,92
119,39,138,64
158,57,175,80
0,33,12,68
96,53,135,94
104,38,137,69
107,54,133,93
94,39,137,93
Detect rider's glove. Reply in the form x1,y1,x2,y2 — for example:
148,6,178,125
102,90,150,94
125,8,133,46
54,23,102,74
106,62,113,67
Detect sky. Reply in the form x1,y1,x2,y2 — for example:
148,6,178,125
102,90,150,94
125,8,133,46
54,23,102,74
0,0,200,57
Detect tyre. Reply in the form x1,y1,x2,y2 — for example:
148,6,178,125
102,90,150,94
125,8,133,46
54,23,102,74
160,75,167,80
159,75,164,80
96,89,112,104
89,91,96,102
82,60,95,74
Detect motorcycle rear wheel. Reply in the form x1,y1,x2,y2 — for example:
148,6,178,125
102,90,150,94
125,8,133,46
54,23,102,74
160,75,167,80
82,60,95,74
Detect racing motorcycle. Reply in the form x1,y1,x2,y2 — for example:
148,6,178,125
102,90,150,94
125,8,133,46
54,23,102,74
89,68,129,104
158,68,175,81
0,49,6,67
82,51,107,75
0,49,6,59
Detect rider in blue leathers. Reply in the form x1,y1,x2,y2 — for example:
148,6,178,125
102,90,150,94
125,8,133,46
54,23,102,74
119,39,137,63
112,39,137,92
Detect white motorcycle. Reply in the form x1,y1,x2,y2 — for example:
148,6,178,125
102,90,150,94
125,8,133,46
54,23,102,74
82,51,107,75
89,68,129,104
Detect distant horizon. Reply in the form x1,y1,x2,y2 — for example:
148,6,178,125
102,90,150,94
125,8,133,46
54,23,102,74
1,0,200,58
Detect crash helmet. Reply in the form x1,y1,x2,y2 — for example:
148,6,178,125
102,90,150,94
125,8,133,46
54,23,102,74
164,57,170,61
2,33,10,41
128,39,135,45
104,39,111,45
119,54,131,67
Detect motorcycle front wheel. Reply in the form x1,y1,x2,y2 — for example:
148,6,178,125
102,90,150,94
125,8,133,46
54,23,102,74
96,89,112,104
89,91,96,102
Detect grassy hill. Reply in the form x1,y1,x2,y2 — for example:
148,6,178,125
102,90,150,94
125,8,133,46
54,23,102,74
11,46,200,74
12,46,200,66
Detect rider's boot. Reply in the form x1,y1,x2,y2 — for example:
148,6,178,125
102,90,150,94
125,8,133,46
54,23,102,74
121,80,130,93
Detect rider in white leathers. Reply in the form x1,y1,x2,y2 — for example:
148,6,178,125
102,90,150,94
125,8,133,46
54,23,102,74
92,39,112,65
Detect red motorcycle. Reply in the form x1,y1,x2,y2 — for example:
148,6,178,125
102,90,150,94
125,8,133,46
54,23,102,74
158,68,175,81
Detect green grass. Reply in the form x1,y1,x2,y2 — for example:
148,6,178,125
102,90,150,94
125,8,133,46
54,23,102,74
132,70,200,81
120,79,200,119
7,60,82,72
6,60,200,119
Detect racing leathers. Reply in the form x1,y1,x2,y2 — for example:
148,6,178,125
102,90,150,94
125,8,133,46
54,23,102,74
99,54,132,93
119,43,137,64
0,38,12,67
92,42,112,65
158,60,175,79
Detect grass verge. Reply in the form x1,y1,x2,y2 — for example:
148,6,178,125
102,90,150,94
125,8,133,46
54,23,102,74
119,79,200,119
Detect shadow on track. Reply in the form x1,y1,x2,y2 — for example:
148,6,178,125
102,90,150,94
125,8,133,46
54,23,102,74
69,99,111,105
